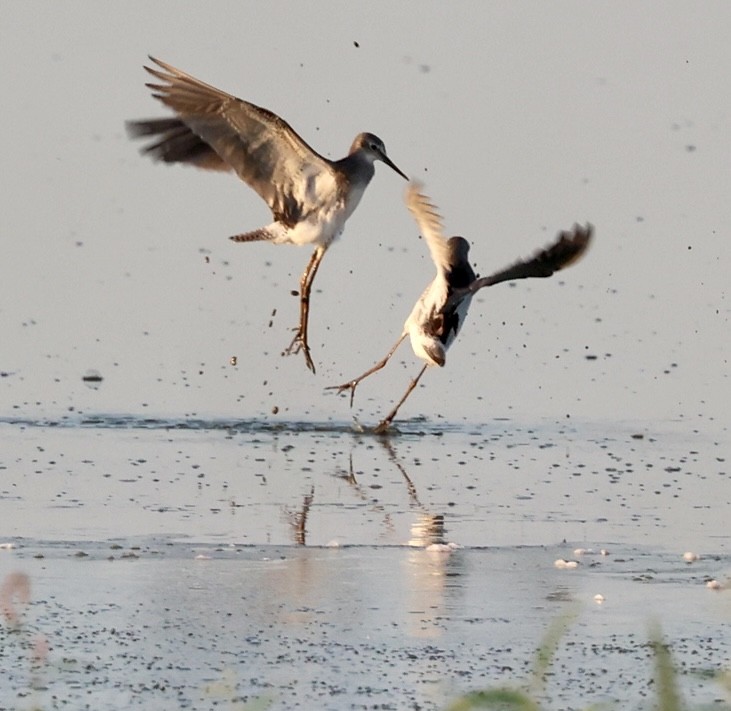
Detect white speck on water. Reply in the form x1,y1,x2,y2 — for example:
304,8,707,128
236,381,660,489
554,559,579,569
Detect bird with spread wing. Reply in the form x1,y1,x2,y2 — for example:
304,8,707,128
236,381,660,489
328,182,593,433
127,57,407,373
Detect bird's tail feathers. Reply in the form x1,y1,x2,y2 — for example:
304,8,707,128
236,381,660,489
230,228,275,243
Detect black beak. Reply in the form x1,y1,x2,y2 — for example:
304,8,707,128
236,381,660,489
380,152,408,180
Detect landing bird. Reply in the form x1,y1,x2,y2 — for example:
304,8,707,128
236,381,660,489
126,56,408,374
328,182,593,433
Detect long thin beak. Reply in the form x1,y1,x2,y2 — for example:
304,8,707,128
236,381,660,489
380,153,409,180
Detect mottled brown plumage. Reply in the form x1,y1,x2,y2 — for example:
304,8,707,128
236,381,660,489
127,56,407,373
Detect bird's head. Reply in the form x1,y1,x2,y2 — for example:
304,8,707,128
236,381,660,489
352,133,408,179
447,236,471,260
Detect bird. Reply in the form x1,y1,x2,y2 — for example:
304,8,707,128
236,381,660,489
126,56,408,374
328,182,593,433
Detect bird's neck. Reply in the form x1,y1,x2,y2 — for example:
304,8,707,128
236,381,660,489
334,153,376,190
446,261,477,290
334,154,375,216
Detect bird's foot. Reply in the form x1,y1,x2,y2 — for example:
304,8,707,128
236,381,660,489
324,380,359,408
282,331,316,374
373,418,395,435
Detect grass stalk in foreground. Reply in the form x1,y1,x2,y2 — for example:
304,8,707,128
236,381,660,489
445,614,731,711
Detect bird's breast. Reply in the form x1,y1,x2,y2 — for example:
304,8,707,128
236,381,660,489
340,177,369,221
409,330,446,367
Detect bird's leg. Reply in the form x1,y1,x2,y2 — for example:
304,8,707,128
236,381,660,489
284,246,326,374
326,334,407,408
373,365,429,435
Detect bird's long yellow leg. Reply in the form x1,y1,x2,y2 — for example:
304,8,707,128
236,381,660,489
326,334,407,407
284,245,327,374
373,364,429,434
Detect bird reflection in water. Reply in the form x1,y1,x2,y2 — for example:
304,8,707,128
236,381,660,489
282,485,315,545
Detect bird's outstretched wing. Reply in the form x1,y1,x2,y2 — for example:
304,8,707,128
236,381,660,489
448,223,593,305
405,181,452,276
127,57,336,225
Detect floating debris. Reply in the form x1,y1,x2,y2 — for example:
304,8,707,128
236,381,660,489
82,369,103,389
683,551,700,563
574,547,609,558
554,559,579,569
230,356,238,366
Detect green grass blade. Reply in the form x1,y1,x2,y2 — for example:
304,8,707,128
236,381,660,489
648,622,683,711
529,607,579,698
444,688,540,711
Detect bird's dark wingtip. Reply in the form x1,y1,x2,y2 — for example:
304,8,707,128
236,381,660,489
576,222,595,248
124,119,143,138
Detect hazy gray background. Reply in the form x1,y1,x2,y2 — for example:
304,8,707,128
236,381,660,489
1,1,729,431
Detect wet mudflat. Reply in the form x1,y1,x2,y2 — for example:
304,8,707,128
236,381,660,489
1,540,729,711
1,417,729,710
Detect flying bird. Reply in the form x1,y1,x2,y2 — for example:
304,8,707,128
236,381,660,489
127,56,408,373
328,182,593,433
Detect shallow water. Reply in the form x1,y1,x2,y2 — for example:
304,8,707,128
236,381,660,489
1,415,728,551
1,417,730,709
2,536,730,710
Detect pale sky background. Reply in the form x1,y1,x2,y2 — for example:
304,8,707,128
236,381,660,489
1,1,729,431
